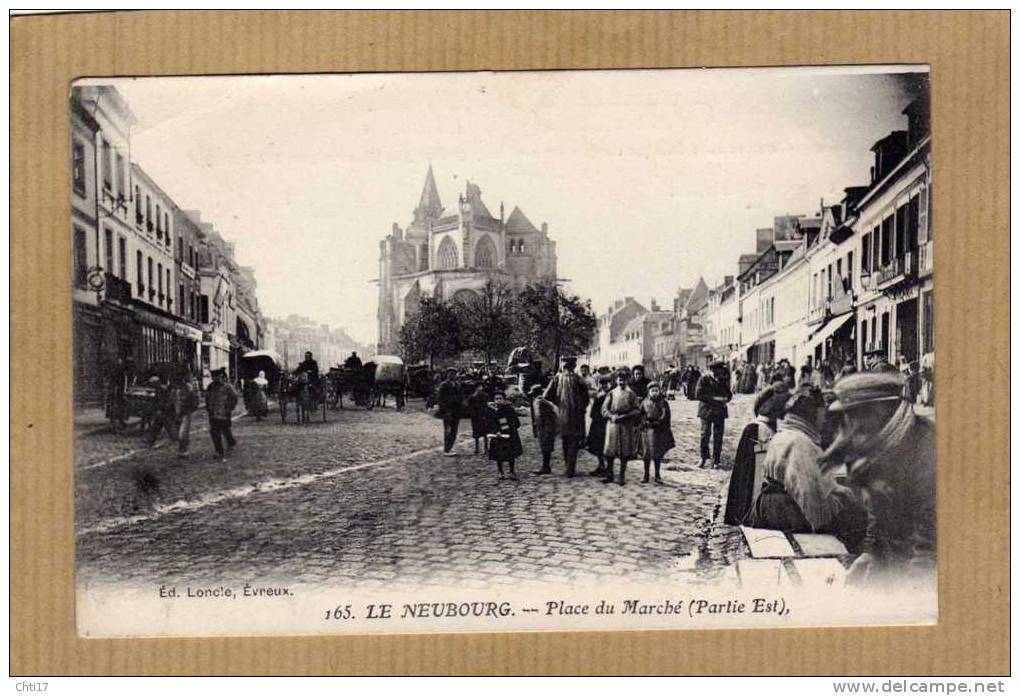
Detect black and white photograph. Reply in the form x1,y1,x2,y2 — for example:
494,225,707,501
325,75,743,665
70,65,935,637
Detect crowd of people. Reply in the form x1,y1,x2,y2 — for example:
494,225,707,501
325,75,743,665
435,350,934,587
436,359,702,486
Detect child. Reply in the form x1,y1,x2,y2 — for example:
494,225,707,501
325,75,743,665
585,375,612,476
602,370,642,486
466,384,492,454
529,384,558,475
488,391,524,480
639,381,676,484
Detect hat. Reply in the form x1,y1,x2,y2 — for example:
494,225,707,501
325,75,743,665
646,380,661,391
211,368,226,376
597,374,613,385
827,372,905,412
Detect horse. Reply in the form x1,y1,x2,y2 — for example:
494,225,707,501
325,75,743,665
295,372,315,424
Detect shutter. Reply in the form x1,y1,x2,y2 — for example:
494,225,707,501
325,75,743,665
918,184,929,243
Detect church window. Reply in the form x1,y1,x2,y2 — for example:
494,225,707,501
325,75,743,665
475,235,496,268
437,236,458,269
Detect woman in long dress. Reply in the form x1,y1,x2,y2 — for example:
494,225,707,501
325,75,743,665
252,370,270,421
601,370,642,486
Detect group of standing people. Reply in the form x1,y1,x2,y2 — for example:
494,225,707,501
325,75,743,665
144,366,240,461
437,359,678,486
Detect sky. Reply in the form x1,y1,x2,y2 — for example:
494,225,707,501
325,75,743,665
95,66,928,346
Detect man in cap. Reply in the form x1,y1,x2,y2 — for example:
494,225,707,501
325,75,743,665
436,367,465,456
694,360,733,468
205,367,239,461
824,372,935,586
543,356,590,477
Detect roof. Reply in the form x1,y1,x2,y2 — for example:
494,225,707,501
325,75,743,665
505,205,540,234
413,165,443,222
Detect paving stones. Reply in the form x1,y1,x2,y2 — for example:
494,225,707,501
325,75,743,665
77,395,759,587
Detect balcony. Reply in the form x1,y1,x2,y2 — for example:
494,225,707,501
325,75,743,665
918,240,933,278
875,251,918,290
103,272,133,304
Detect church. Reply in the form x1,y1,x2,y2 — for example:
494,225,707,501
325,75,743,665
376,167,558,354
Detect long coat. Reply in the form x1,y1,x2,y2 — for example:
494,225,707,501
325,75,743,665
531,396,558,453
639,396,676,460
487,404,524,462
543,371,589,439
601,386,641,460
724,418,775,526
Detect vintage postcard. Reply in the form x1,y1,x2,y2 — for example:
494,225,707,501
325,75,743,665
71,65,935,638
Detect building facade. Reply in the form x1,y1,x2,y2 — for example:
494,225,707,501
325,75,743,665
376,167,558,354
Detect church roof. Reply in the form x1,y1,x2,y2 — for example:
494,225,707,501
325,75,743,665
505,206,540,234
413,165,443,224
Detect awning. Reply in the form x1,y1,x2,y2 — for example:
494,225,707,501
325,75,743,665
808,311,855,350
242,350,283,366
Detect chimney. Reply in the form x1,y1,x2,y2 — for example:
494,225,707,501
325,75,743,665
650,299,660,312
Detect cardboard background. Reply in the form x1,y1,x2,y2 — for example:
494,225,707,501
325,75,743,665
10,10,1009,675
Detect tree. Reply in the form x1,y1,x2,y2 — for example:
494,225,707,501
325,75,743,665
516,281,597,372
398,296,463,368
453,280,517,366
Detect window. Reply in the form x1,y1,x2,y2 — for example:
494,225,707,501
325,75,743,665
156,204,162,239
199,295,210,324
157,262,163,303
73,226,88,287
847,252,854,291
474,235,496,268
895,205,908,258
136,250,143,293
177,236,184,261
104,228,113,274
135,186,143,224
147,257,154,299
179,283,185,315
72,141,86,195
118,237,126,278
146,196,152,231
166,269,173,310
437,236,458,269
881,217,894,266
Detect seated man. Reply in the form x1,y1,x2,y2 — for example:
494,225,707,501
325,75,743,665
294,351,320,381
750,385,863,548
344,352,363,370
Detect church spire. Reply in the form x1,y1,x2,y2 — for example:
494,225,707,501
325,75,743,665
413,164,443,225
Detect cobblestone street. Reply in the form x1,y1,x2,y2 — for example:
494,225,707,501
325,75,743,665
76,395,754,589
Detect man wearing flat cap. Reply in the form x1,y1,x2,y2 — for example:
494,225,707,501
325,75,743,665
543,356,589,477
823,372,935,586
695,360,733,468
